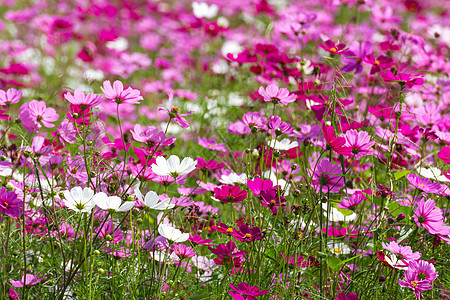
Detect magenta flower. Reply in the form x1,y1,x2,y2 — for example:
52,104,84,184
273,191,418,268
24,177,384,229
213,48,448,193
414,198,444,234
247,177,273,197
172,244,196,259
407,173,443,195
362,54,393,74
399,260,437,299
322,121,352,156
259,189,284,215
228,282,268,300
198,137,227,152
341,41,372,74
0,88,22,105
214,185,247,203
258,84,296,106
64,89,103,110
318,39,347,55
343,129,376,158
438,146,450,164
196,157,225,170
337,192,366,209
381,71,424,89
19,100,59,132
0,187,22,218
10,273,45,288
159,93,193,129
242,112,267,131
208,241,247,267
100,80,143,105
189,234,212,245
232,224,263,242
335,292,359,300
311,158,344,193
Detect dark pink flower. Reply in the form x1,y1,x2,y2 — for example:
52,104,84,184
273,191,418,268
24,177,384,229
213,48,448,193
130,124,174,146
414,198,444,234
9,288,20,299
0,187,22,218
322,121,352,156
362,54,393,74
381,71,424,89
335,292,359,300
19,100,59,132
159,93,193,129
268,115,293,136
189,234,212,245
208,240,247,267
247,177,273,197
318,39,347,55
10,273,45,288
337,192,366,209
214,185,247,203
407,174,443,195
259,189,284,215
55,119,77,146
228,282,268,300
228,120,251,135
232,224,264,242
196,157,225,170
0,88,22,105
438,147,450,164
64,89,103,110
242,112,267,131
101,80,143,105
172,244,196,259
258,84,296,106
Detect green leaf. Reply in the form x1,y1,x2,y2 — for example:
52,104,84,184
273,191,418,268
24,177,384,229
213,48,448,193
327,256,342,271
398,225,414,243
394,170,411,180
335,206,355,217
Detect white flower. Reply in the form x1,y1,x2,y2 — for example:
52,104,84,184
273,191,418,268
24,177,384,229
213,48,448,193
135,188,174,210
267,138,299,151
93,192,135,212
297,60,314,75
63,187,96,213
151,155,197,178
322,203,357,222
151,250,179,263
192,2,218,19
327,242,351,255
218,172,247,185
158,224,189,243
416,166,450,183
262,171,290,195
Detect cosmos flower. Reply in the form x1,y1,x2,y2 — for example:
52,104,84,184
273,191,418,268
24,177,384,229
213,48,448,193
158,224,189,243
160,93,193,129
135,189,174,210
19,100,59,133
130,124,173,146
258,84,296,106
64,89,103,110
413,198,444,234
151,155,197,178
267,138,298,151
407,173,443,195
92,192,135,212
232,224,263,242
343,129,376,158
327,241,351,255
10,273,45,288
62,186,96,213
172,244,196,259
0,187,22,218
438,147,450,164
198,137,227,152
228,282,268,300
0,88,22,105
318,39,347,55
311,158,344,193
101,80,143,105
381,71,424,89
337,192,366,209
214,185,247,203
399,260,437,299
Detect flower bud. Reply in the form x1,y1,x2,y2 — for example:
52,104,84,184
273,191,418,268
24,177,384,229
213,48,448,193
396,213,405,221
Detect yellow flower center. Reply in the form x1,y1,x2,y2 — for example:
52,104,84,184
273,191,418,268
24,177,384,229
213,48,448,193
374,60,380,65
411,281,418,287
329,47,337,53
226,228,233,233
244,233,252,239
334,247,341,253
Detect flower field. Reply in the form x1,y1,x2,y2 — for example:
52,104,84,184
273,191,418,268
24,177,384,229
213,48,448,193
0,0,449,299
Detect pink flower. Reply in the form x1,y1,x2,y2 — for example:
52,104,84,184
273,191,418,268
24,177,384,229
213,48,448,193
337,192,366,209
0,187,22,218
399,260,437,299
64,89,103,110
407,174,443,195
232,224,264,242
19,100,59,132
130,124,174,146
381,241,421,269
258,84,296,106
228,120,251,135
322,121,352,156
414,198,444,234
100,80,143,105
189,234,212,245
438,146,450,164
198,137,226,152
214,185,247,203
335,292,359,300
247,177,273,197
0,88,22,105
172,244,196,259
10,273,45,288
311,158,344,193
242,111,267,131
343,129,376,158
55,119,77,146
159,93,193,129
